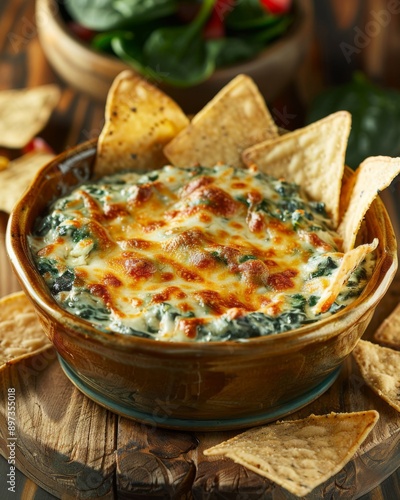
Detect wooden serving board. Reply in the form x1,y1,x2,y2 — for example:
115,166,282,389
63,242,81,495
1,331,400,500
1,199,400,499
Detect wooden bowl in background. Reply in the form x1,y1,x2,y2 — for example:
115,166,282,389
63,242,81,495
36,0,313,113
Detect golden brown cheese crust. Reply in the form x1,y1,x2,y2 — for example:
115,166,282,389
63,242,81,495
29,165,373,342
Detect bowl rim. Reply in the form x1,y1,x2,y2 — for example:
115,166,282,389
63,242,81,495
6,140,398,355
36,0,314,81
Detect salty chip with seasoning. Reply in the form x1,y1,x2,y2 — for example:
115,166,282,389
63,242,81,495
95,70,189,176
0,85,60,149
0,151,54,213
0,292,51,370
204,411,379,497
313,239,378,314
374,303,400,349
241,111,351,228
338,156,400,251
164,74,279,169
353,339,400,412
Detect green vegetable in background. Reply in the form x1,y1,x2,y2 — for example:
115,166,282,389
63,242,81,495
225,0,286,30
307,72,400,169
65,0,178,31
65,0,293,88
141,0,217,86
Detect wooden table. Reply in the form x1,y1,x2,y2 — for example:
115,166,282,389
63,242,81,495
1,0,400,498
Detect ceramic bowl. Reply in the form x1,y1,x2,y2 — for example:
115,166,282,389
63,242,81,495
36,0,313,113
7,140,397,430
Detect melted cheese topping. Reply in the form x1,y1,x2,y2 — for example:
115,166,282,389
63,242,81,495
29,165,374,342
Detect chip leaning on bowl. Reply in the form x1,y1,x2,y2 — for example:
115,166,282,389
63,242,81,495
7,72,399,428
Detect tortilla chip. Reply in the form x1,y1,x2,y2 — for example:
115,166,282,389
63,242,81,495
338,168,358,224
242,111,351,227
313,239,378,314
338,156,400,252
0,292,51,369
204,411,378,497
164,74,278,169
95,70,189,176
0,151,54,213
0,85,60,148
353,340,400,412
374,303,400,349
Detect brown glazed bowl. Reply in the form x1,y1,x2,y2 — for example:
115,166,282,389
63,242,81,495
36,0,313,113
6,140,398,430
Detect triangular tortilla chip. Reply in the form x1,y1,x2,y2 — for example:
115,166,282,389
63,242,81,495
374,303,400,349
95,70,189,176
242,111,351,227
313,239,378,314
204,411,378,497
0,292,51,370
338,156,400,251
338,166,358,224
0,85,60,148
353,340,400,412
0,151,54,213
164,74,278,169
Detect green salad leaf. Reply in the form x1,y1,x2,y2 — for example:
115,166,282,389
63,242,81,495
141,0,216,86
65,0,178,31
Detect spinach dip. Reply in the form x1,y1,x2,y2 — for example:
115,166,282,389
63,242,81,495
29,164,374,341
